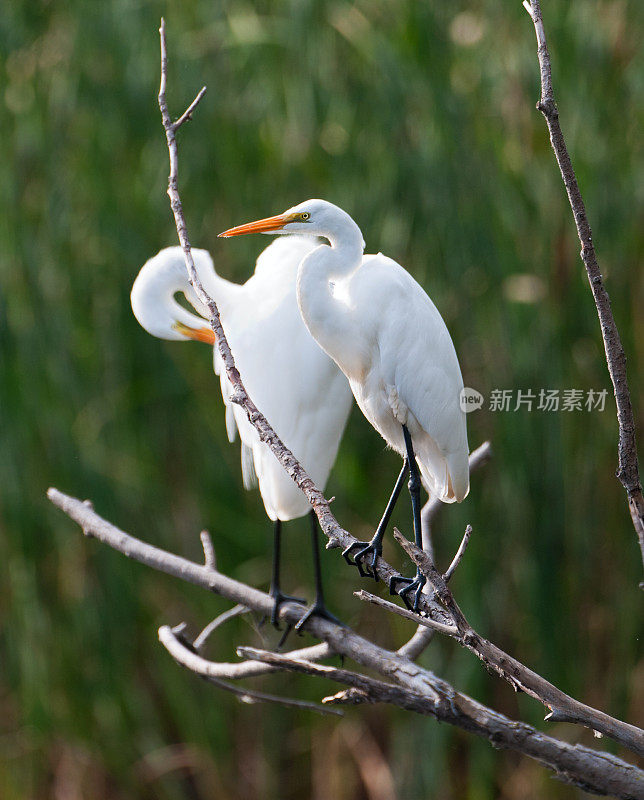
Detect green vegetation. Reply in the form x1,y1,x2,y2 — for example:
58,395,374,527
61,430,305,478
1,1,641,797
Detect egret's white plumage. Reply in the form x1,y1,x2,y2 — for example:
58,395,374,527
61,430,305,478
219,199,470,505
219,199,469,611
130,238,353,522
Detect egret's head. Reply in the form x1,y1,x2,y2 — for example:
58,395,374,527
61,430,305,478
218,199,363,247
131,247,216,344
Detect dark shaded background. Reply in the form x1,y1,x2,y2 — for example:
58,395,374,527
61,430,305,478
1,1,642,798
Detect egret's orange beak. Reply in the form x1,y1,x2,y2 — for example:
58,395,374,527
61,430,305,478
173,322,217,345
218,213,291,238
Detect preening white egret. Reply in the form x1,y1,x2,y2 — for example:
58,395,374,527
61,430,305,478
131,240,353,627
219,199,469,611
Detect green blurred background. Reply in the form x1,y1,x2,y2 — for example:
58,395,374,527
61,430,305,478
1,1,642,797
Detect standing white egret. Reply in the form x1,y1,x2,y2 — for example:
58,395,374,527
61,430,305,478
130,239,353,627
219,199,469,611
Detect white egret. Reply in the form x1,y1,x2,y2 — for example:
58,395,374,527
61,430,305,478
130,240,353,627
219,199,469,611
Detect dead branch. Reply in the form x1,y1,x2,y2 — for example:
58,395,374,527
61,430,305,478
443,524,473,583
193,604,249,652
159,625,342,716
391,528,644,757
523,0,644,571
182,605,334,675
47,488,644,797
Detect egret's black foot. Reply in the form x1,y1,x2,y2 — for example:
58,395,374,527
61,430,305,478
389,573,427,612
269,589,306,629
294,601,345,633
342,540,382,579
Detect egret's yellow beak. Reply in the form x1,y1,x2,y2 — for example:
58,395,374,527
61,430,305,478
218,213,291,238
173,322,217,345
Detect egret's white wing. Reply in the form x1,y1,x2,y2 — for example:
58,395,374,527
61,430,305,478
346,254,469,502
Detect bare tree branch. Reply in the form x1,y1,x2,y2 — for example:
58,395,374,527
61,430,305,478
392,527,644,757
395,612,436,662
356,591,458,637
159,625,342,716
443,524,473,583
236,646,435,709
523,0,644,571
173,86,207,131
47,488,644,796
191,603,334,675
193,604,249,652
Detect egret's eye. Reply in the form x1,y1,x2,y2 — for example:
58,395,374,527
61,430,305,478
300,212,310,221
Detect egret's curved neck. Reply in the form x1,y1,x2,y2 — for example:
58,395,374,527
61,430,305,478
296,218,366,376
131,248,237,341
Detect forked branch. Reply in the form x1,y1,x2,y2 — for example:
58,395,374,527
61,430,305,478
47,488,644,798
390,528,644,757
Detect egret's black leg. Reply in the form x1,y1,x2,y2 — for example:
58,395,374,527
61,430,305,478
343,459,409,579
295,511,344,632
389,425,427,611
268,519,306,629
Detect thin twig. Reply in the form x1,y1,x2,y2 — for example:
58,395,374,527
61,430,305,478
355,591,458,637
193,604,334,673
173,86,207,131
193,604,249,652
396,621,435,661
236,646,431,709
523,0,644,571
443,525,473,583
159,626,342,716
